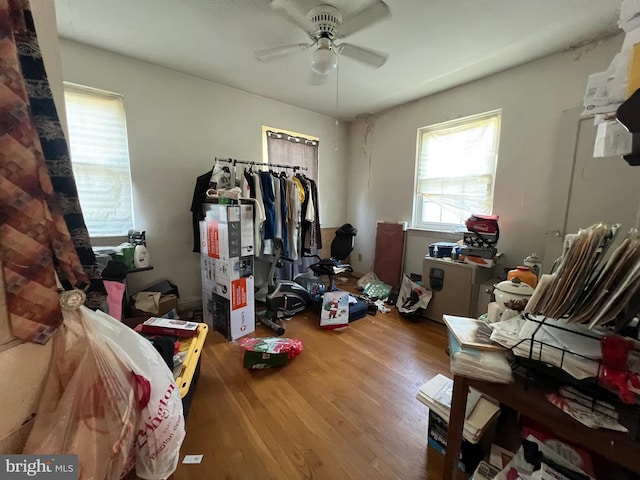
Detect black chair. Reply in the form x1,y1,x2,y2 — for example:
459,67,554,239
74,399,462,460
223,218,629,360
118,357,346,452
308,223,358,291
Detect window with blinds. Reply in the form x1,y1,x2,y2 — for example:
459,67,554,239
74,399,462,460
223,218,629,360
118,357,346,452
64,83,134,237
413,110,501,231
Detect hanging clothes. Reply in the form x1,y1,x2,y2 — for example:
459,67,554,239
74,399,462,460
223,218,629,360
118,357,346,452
242,169,254,198
190,170,212,253
252,171,266,256
297,175,312,252
272,173,283,239
240,168,265,256
308,178,322,251
279,175,289,257
259,171,277,240
286,177,302,261
0,0,89,343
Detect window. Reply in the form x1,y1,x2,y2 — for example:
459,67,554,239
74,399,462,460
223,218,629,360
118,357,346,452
64,83,134,237
263,126,319,182
413,110,501,231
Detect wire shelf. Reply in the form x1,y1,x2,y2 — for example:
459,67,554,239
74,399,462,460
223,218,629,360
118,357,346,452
508,313,640,438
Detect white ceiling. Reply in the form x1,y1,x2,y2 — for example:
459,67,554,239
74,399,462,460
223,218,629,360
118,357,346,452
53,0,622,120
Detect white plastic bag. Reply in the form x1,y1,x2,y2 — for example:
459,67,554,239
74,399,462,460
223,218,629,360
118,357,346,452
24,307,139,479
92,309,185,479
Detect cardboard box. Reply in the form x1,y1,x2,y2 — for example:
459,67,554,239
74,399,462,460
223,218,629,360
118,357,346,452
201,203,254,258
201,255,254,341
140,317,198,338
129,293,178,317
201,255,253,300
427,409,485,474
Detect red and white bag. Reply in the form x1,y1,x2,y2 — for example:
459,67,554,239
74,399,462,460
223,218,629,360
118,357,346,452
91,309,185,479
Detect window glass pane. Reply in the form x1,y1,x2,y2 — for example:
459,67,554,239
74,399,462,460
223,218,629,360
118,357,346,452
64,84,134,237
414,110,501,228
422,201,441,223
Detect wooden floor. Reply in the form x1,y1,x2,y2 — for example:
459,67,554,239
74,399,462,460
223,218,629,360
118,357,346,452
173,287,451,480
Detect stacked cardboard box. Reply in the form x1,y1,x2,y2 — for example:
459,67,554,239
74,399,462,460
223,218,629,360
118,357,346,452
200,202,255,341
416,374,501,474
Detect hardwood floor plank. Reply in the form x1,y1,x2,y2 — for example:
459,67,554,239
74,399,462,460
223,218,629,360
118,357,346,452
172,295,451,480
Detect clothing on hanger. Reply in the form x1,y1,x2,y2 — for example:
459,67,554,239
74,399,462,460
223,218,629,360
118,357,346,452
191,170,212,253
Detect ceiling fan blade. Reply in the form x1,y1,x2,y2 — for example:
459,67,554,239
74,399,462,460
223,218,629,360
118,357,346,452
309,70,329,86
255,43,311,62
337,43,388,69
269,0,315,36
337,1,390,38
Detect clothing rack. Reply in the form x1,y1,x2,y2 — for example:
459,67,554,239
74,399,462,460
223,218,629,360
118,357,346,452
215,157,308,172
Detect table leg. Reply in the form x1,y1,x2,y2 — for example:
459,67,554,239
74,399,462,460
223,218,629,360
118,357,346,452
442,375,469,480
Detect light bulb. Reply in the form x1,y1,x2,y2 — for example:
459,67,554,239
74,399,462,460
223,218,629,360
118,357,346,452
310,47,338,75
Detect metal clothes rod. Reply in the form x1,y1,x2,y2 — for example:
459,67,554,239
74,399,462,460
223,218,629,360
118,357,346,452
215,157,308,171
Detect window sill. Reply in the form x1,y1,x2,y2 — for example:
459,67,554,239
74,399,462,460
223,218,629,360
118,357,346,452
407,228,464,241
90,235,129,247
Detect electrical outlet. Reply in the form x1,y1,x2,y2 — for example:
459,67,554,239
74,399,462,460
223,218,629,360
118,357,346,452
358,253,362,261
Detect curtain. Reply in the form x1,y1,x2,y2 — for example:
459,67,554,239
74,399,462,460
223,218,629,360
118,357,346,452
266,130,320,280
13,0,106,308
0,0,105,344
417,114,499,221
266,130,319,182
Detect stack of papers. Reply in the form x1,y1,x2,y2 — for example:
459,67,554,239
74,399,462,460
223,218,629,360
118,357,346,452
526,224,640,329
416,374,501,444
448,332,513,384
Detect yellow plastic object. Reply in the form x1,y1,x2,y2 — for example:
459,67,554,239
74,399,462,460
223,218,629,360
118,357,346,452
175,323,208,398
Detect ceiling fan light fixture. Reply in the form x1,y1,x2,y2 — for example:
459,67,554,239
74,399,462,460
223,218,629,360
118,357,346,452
310,46,337,75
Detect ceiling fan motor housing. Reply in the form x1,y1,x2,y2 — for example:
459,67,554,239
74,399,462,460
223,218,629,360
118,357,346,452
307,5,342,38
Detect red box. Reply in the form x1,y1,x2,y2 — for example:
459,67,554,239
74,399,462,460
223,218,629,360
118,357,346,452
140,317,198,338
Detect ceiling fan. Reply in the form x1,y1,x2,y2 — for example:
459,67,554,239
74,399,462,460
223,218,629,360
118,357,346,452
255,1,391,84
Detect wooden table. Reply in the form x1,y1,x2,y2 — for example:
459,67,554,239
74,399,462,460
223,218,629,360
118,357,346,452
443,374,640,480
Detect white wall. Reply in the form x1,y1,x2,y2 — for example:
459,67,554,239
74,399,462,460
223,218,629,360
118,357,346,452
59,40,349,305
347,35,623,278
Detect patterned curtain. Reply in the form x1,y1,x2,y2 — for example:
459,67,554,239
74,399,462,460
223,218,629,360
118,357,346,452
0,0,104,343
13,0,106,307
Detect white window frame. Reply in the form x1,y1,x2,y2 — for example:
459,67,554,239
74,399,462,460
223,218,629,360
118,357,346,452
63,83,134,238
412,110,501,232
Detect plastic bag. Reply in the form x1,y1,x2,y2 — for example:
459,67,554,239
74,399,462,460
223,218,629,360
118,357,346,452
363,280,392,300
239,337,304,359
92,309,185,479
356,272,379,291
23,307,139,479
397,274,433,319
240,337,304,369
24,306,185,480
